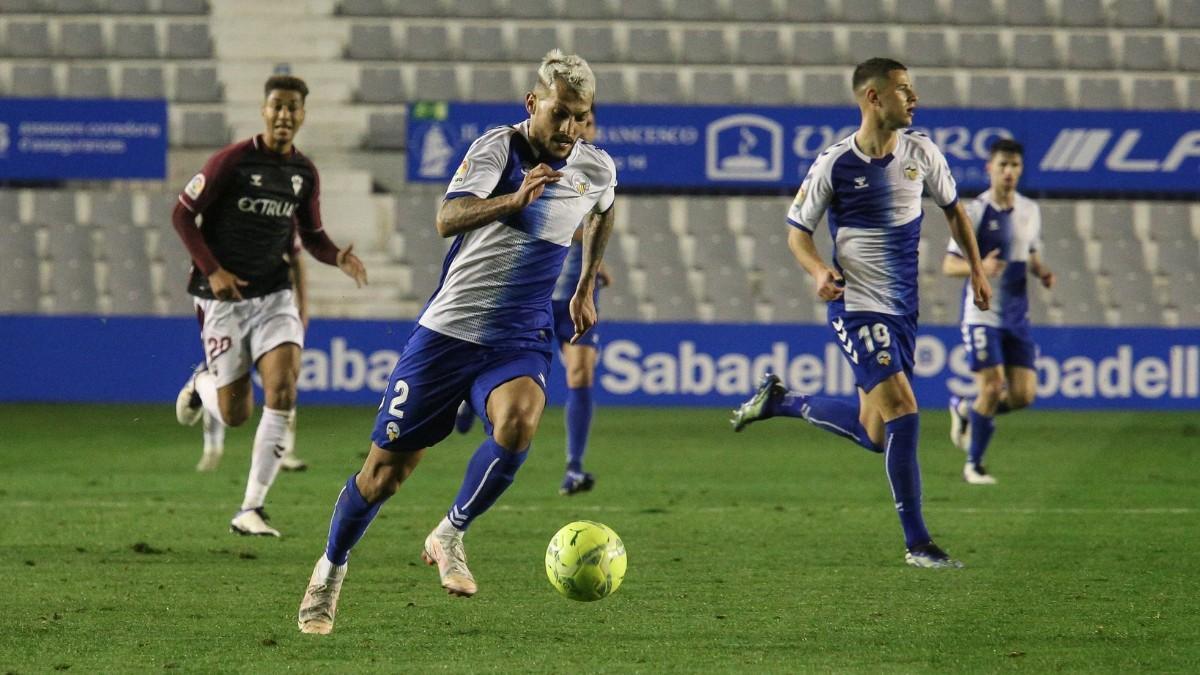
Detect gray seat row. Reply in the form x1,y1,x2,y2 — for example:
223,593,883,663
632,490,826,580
1,20,210,58
2,0,207,13
1,63,221,100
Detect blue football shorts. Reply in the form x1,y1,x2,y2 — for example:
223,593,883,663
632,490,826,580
370,326,551,452
551,298,601,349
827,302,917,393
961,323,1038,372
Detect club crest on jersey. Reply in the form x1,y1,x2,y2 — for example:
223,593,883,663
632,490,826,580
572,174,590,195
386,421,400,441
291,175,303,196
988,219,1000,230
903,163,919,181
185,173,206,199
876,351,892,366
853,176,868,189
250,174,263,187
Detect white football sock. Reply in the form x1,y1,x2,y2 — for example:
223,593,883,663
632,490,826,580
194,370,226,426
202,410,226,453
241,407,293,510
282,409,297,457
315,555,346,581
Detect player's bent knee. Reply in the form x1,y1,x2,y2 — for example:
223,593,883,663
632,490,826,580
1010,390,1036,410
491,409,541,451
220,400,253,427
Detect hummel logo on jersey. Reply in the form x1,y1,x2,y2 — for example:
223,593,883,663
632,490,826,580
272,444,286,458
538,373,547,387
853,176,868,189
988,220,1000,230
250,174,263,187
292,175,303,195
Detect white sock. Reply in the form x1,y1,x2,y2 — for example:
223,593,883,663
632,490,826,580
435,515,463,537
316,555,347,581
241,407,293,510
282,410,297,457
195,371,225,426
202,410,226,453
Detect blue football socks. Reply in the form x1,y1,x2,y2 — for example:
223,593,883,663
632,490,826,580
883,413,931,549
776,393,881,453
968,408,996,466
325,474,385,566
565,385,593,473
447,437,528,530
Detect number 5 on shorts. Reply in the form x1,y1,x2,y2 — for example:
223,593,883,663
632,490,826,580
387,380,409,418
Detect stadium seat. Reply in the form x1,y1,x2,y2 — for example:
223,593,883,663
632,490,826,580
1003,0,1052,26
160,0,209,13
947,0,999,24
892,0,941,23
603,286,642,321
100,225,156,316
89,192,136,228
1061,0,1106,26
745,71,792,105
143,193,178,230
1179,37,1200,71
846,30,892,62
154,221,195,314
1146,203,1195,242
179,111,228,147
965,74,1015,108
1122,35,1168,71
165,23,211,58
803,72,852,105
1023,75,1069,108
2,0,45,10
1110,0,1160,27
0,224,40,314
561,0,614,19
338,0,389,15
1091,202,1135,241
400,24,450,61
957,31,1006,68
1076,76,1124,109
11,64,57,97
706,265,757,323
572,26,616,63
65,66,113,98
735,28,783,66
60,22,106,58
1189,79,1200,109
680,28,729,65
460,25,506,61
1097,238,1146,275
903,30,950,68
119,66,165,99
347,24,395,60
32,191,78,226
732,0,779,21
635,70,682,105
52,0,103,10
365,112,406,150
112,23,160,59
174,66,222,102
916,74,959,107
626,28,674,64
783,0,832,22
468,66,516,102
512,26,560,62
619,0,668,20
0,192,19,225
356,67,406,103
109,0,152,11
690,71,738,104
1167,0,1200,27
790,28,840,66
1011,33,1059,69
47,224,99,315
841,0,889,22
509,0,559,18
1130,78,1179,110
6,21,53,58
674,0,724,20
412,65,459,100
591,67,629,103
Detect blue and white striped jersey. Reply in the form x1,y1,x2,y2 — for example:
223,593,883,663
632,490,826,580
418,120,617,349
787,130,958,316
948,192,1042,328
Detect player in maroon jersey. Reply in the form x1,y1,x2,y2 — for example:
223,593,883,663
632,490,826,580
172,74,367,537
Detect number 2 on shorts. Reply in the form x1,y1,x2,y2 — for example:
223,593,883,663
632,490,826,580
387,380,409,418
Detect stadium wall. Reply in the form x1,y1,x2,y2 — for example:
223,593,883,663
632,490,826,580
1,316,1196,410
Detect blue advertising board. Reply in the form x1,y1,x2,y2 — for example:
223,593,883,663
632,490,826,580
1,316,1196,410
406,102,1200,195
0,98,168,180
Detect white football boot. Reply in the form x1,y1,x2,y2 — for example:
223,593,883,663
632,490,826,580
963,462,998,485
230,508,281,537
298,557,348,635
195,411,223,472
948,396,970,451
421,518,477,597
175,364,205,427
905,542,965,569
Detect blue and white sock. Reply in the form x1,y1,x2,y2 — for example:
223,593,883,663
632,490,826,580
447,437,528,530
565,385,593,473
967,408,996,466
775,393,881,453
883,413,931,549
324,474,385,566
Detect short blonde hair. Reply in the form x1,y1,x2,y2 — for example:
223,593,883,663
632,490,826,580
536,49,595,99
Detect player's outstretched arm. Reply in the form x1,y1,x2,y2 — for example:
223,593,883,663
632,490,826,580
943,202,991,310
436,163,562,238
570,206,614,344
787,228,843,301
943,249,1003,279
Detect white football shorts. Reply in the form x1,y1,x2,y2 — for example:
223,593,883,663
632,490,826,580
193,288,304,388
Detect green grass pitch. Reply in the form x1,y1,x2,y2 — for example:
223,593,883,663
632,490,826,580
3,404,1198,673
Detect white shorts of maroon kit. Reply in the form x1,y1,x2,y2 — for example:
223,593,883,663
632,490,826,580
193,289,304,388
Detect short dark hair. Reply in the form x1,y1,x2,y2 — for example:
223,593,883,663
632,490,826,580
264,75,309,102
989,138,1024,158
851,58,908,92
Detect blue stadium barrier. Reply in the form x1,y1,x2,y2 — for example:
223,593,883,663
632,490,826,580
1,316,1196,410
407,102,1200,195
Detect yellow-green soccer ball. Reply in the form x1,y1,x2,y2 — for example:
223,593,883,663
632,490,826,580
545,521,627,602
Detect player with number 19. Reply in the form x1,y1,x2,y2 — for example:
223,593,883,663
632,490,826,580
731,59,992,568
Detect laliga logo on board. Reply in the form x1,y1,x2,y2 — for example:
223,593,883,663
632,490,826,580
419,123,454,178
706,114,783,181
